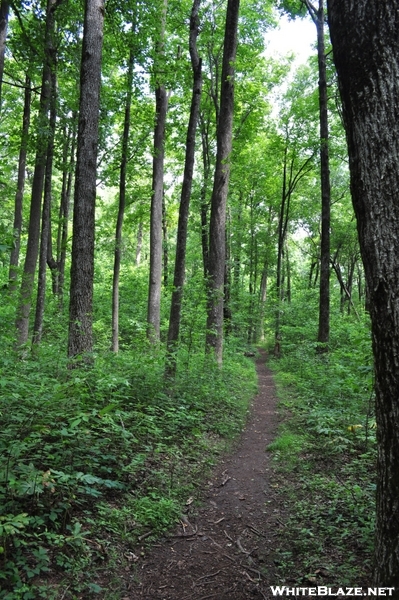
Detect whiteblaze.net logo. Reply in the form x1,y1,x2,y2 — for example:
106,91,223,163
270,587,396,597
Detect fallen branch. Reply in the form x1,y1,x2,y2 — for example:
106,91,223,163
196,570,222,581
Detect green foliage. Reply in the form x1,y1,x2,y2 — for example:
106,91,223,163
267,431,305,455
0,340,256,597
267,298,375,585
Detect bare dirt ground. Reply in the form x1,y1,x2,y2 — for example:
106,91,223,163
125,350,284,600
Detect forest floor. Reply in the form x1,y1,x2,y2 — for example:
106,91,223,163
125,350,283,599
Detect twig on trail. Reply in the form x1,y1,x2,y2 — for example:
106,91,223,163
180,515,193,528
138,531,153,541
224,529,234,542
212,517,225,524
222,547,263,579
171,533,198,540
243,569,258,583
171,525,198,538
222,552,237,563
242,564,262,579
196,569,222,581
198,594,218,600
208,535,223,549
276,517,285,527
247,524,266,537
236,537,250,555
220,469,231,486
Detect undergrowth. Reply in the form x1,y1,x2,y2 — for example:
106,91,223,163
267,308,376,587
0,342,256,599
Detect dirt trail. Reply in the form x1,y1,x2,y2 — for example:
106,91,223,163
128,350,283,599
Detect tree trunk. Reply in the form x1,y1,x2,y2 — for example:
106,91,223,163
56,115,77,307
285,241,291,303
166,0,202,377
15,0,58,346
328,0,399,590
0,0,9,108
304,0,331,349
224,218,232,333
162,194,168,287
9,74,31,290
147,0,168,343
32,67,57,347
205,0,240,365
199,112,211,278
258,261,268,342
111,47,134,353
67,0,104,359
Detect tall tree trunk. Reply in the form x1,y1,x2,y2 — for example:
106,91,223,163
15,0,58,346
56,115,76,307
67,0,104,359
162,194,168,287
258,261,268,342
147,0,168,343
199,112,211,278
111,47,135,353
224,219,232,333
0,0,9,108
32,68,56,346
305,0,331,349
285,241,291,303
166,0,201,377
205,0,240,365
328,0,399,590
247,194,256,344
275,144,290,355
9,74,31,290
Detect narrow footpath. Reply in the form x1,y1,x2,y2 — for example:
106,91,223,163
128,350,283,599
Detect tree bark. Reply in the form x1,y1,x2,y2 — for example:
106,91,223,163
67,0,104,359
162,194,168,287
111,47,135,353
205,0,240,365
9,74,31,290
199,112,211,278
328,0,399,591
147,0,168,343
15,0,58,346
305,0,331,350
166,0,202,377
56,115,76,306
32,67,57,347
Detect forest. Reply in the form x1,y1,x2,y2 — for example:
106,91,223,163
1,0,399,598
